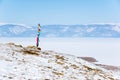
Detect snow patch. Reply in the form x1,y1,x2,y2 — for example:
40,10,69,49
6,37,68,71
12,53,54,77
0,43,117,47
0,43,119,80
112,25,120,32
9,26,26,34
86,27,95,32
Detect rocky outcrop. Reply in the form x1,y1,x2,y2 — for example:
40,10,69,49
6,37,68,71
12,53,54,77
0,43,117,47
79,57,98,62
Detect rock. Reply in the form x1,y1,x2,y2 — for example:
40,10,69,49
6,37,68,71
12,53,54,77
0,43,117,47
79,57,98,62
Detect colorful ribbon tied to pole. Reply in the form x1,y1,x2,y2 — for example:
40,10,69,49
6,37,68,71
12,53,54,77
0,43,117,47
36,24,41,47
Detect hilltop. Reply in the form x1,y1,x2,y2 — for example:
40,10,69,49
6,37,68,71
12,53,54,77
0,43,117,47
0,43,119,80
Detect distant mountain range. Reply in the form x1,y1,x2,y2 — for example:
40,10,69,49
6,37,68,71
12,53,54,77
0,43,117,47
1,24,120,37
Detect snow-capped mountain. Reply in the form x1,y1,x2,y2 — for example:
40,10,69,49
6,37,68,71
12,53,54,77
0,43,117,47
1,24,120,37
0,24,36,37
0,43,119,79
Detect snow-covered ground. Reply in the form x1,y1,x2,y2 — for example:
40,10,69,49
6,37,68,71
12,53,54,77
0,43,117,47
0,37,120,66
0,43,119,80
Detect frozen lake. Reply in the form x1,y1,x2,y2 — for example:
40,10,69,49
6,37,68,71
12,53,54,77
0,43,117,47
0,37,120,66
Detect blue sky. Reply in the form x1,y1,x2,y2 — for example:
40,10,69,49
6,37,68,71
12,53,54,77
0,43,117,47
0,0,120,25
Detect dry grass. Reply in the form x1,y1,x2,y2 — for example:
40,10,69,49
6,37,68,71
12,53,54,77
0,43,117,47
71,64,79,69
52,71,64,76
55,55,65,61
22,46,40,56
63,65,69,69
7,43,22,47
56,61,65,65
83,65,94,71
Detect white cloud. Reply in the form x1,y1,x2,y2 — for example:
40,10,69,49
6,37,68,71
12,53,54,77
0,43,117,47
0,22,6,26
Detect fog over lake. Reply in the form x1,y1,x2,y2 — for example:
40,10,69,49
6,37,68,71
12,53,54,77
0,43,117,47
0,38,120,66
